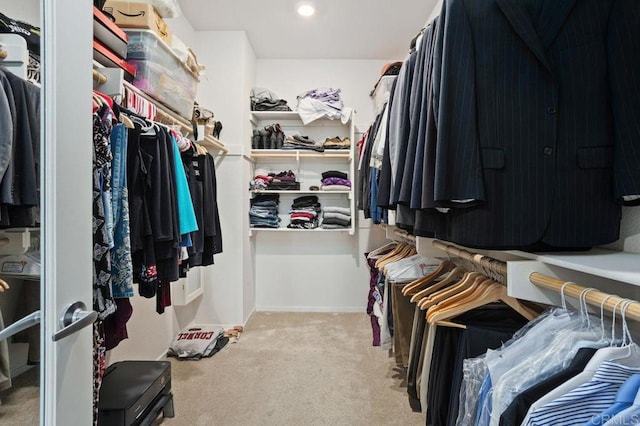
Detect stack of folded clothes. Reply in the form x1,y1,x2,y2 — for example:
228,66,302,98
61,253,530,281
287,195,321,229
322,206,352,229
296,87,349,124
250,88,291,111
323,136,351,150
250,169,300,191
321,170,351,191
250,194,281,228
282,134,325,152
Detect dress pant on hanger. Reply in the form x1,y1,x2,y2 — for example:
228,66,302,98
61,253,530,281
391,280,415,366
407,305,428,411
425,306,528,426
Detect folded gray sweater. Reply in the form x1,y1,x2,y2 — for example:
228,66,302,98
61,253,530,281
323,206,351,215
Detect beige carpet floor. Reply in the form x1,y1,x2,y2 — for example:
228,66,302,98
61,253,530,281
0,366,39,425
162,312,423,426
0,312,423,425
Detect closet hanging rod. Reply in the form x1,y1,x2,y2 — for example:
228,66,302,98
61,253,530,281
92,69,107,85
122,81,193,135
0,48,7,59
0,238,9,247
155,108,193,135
393,229,416,243
530,272,640,322
432,240,508,276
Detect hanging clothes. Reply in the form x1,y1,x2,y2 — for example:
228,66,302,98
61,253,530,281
0,67,40,228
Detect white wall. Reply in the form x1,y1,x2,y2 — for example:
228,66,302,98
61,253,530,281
256,59,395,131
107,294,199,362
242,35,257,322
607,209,640,254
187,31,256,327
255,229,387,312
164,14,197,49
0,1,40,24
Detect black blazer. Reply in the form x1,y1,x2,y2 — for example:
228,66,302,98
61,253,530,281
432,0,640,249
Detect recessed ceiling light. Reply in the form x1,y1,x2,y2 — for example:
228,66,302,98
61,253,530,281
297,3,315,17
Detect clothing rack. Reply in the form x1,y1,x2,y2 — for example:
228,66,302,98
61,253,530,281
393,229,416,244
530,273,640,322
122,81,192,135
431,239,640,321
432,239,508,276
121,81,228,153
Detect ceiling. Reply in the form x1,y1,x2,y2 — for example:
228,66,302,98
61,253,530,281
179,0,439,60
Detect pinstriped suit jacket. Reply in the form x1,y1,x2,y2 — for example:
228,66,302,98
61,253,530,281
432,0,640,249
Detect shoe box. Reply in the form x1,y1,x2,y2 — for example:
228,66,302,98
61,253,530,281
102,1,172,46
93,6,136,81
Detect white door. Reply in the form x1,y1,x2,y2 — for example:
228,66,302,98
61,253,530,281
41,0,95,424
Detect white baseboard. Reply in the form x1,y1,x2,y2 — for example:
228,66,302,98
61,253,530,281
255,306,365,313
243,308,256,327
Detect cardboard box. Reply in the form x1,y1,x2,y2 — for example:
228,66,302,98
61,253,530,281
102,1,172,46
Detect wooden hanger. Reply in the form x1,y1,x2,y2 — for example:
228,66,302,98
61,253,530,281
195,143,208,155
382,245,417,275
426,276,492,317
377,243,412,272
427,279,537,323
402,260,455,296
367,242,399,260
119,112,135,129
374,243,406,269
409,266,466,302
93,93,104,107
419,271,484,311
0,278,9,293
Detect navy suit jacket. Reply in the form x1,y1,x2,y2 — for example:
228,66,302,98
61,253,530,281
432,0,640,249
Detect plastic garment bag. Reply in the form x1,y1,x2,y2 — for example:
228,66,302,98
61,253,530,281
485,288,616,426
455,356,488,426
454,308,558,426
523,299,640,426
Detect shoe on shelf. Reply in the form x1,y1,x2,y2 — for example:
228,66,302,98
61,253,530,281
252,130,261,149
259,130,268,149
213,121,223,138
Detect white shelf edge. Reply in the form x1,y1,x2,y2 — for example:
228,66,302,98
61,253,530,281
250,150,351,160
518,248,640,286
250,228,353,232
250,111,352,125
423,238,640,286
199,135,228,153
250,190,351,195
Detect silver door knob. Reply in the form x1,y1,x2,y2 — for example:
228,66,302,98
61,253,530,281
52,301,97,342
0,310,41,341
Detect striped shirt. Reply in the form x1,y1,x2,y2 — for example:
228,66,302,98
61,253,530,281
525,361,640,426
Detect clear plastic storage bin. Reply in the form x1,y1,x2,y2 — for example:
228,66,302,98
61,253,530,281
125,30,199,119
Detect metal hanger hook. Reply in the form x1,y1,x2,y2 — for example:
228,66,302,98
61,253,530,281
560,281,574,311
